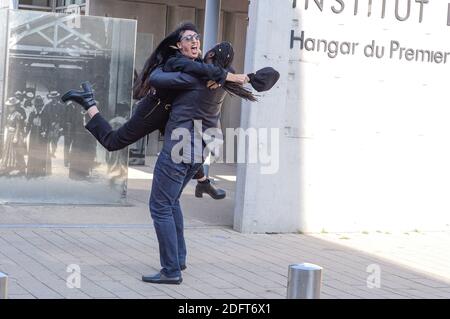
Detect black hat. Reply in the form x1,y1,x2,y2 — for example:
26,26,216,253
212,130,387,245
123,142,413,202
47,91,60,99
247,67,280,92
25,91,35,99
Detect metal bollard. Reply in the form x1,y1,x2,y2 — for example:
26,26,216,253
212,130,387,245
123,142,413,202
0,272,8,299
287,263,322,299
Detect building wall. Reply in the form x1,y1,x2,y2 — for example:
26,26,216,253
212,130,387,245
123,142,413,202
236,0,450,233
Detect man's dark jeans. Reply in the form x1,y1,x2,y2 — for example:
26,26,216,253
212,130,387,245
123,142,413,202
149,149,203,278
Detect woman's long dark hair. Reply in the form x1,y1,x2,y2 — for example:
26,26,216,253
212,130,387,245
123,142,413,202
206,42,257,102
133,22,199,100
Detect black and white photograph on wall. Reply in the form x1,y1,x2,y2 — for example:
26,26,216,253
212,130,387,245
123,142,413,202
0,9,136,204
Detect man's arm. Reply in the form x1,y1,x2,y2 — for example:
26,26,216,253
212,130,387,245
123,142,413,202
164,57,228,86
149,67,198,90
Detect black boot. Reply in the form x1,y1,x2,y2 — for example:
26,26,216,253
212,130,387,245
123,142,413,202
195,179,226,200
61,82,96,110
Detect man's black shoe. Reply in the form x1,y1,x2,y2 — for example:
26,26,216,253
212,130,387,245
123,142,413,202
195,179,226,200
142,273,182,285
180,265,187,271
61,82,96,111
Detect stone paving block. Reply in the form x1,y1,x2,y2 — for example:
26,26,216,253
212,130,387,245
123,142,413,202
209,293,238,299
145,295,174,299
149,285,190,299
411,278,450,288
8,294,36,299
2,227,450,299
17,278,63,299
77,280,118,299
223,288,263,299
7,282,28,295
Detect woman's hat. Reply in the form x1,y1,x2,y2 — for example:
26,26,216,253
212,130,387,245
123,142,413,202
25,91,35,99
5,97,21,107
47,91,60,99
247,67,280,92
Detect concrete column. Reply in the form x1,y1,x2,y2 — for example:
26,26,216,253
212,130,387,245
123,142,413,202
202,0,221,176
0,6,9,159
0,272,8,299
0,0,17,9
203,0,221,53
234,0,301,233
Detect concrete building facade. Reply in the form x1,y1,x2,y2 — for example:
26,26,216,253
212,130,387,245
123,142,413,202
3,0,450,233
237,0,450,233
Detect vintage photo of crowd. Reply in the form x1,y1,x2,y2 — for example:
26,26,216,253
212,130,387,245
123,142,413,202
0,85,129,182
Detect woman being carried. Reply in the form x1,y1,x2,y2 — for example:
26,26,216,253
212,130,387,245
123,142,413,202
62,23,252,200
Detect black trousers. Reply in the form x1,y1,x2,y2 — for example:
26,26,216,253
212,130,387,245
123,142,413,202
84,94,205,180
192,165,205,180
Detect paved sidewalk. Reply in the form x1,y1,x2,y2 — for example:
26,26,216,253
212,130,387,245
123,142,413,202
1,161,449,299
0,162,237,228
1,226,449,299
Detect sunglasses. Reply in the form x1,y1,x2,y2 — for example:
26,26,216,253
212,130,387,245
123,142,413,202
180,33,201,42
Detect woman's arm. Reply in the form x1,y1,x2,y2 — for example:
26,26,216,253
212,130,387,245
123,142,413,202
164,57,249,85
149,67,198,90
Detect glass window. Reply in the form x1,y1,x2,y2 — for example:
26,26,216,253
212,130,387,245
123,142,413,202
56,0,85,6
18,0,52,11
18,0,86,13
19,0,51,6
0,9,136,204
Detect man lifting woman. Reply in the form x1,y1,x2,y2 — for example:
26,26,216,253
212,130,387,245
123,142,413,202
62,22,279,284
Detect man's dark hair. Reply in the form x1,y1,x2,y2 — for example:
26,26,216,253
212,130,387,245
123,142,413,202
206,42,257,102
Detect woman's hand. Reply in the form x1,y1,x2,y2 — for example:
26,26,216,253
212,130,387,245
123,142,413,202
226,73,250,85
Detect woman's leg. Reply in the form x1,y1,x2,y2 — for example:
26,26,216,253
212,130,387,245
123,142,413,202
192,164,205,180
62,84,170,152
84,96,170,151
